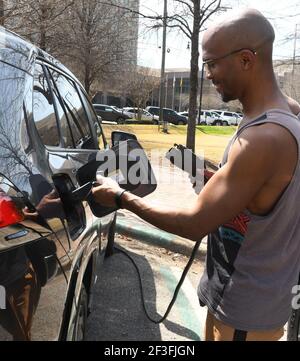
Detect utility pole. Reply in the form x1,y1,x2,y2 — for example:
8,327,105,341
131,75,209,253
172,72,175,109
165,74,168,107
197,65,205,125
291,24,299,98
0,0,4,26
159,0,168,133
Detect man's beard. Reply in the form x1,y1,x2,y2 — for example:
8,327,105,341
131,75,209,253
221,91,236,103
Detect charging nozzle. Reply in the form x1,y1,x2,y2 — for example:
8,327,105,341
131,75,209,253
71,181,99,202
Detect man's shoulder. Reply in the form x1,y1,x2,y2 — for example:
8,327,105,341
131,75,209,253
237,122,297,148
229,122,297,167
235,123,282,150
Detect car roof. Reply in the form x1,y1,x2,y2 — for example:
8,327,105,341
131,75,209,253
0,26,79,82
0,26,37,74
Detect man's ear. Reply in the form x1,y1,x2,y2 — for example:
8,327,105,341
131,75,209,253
240,50,255,70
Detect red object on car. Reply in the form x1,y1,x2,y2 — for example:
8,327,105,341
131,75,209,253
0,194,24,228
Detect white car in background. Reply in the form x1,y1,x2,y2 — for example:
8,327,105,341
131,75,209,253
210,110,242,126
123,107,160,124
199,110,220,125
178,110,217,125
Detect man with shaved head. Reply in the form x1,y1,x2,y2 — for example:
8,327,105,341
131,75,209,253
92,9,300,340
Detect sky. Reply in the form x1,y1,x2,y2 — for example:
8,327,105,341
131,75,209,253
137,0,300,69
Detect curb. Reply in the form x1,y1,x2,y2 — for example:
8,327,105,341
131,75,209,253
115,217,206,260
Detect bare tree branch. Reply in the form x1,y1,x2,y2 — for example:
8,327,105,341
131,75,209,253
169,13,193,38
174,0,194,15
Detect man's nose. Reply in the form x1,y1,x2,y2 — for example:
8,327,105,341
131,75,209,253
204,66,213,80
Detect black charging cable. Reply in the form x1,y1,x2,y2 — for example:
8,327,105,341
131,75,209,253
71,172,203,323
113,239,201,324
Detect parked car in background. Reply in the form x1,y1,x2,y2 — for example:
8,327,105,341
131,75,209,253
178,111,205,124
93,104,130,124
209,110,242,126
145,106,187,125
178,110,223,125
178,111,188,118
198,110,220,125
0,26,156,341
123,107,160,124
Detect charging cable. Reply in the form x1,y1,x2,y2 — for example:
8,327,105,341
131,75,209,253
113,239,201,324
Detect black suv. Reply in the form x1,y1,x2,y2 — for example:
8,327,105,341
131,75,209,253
145,106,187,125
0,27,155,341
93,104,130,124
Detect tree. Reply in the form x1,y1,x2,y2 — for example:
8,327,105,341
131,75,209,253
2,0,139,95
55,0,138,95
3,0,74,51
107,0,224,151
125,67,160,117
167,0,223,152
0,0,4,26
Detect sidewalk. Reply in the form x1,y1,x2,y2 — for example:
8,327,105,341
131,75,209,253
116,212,207,260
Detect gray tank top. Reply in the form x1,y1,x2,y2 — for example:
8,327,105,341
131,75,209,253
198,109,300,331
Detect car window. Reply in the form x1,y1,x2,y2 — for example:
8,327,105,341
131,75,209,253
47,68,90,149
77,86,104,149
0,61,32,181
151,108,159,115
95,105,105,111
33,63,60,147
224,112,232,117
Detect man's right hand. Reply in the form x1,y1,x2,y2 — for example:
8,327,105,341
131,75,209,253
189,169,215,195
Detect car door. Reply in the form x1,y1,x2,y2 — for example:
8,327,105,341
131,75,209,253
94,106,106,120
104,106,115,121
37,62,114,252
0,60,70,341
28,61,114,339
142,110,152,122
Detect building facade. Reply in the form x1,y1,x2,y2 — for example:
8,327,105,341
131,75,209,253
149,68,242,113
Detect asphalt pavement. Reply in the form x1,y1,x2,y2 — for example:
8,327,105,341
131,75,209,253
86,234,207,341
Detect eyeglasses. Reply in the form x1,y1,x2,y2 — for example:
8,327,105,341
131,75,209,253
203,48,257,72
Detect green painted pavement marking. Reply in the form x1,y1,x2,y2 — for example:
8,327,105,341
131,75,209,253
159,265,202,341
116,219,174,246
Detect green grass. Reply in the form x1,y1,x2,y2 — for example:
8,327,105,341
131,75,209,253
104,123,236,137
196,125,236,136
101,123,234,164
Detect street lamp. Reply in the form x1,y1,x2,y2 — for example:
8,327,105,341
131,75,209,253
197,64,205,125
158,0,168,133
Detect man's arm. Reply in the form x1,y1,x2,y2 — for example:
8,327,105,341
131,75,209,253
93,127,276,241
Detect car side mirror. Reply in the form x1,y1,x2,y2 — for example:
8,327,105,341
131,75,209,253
111,131,137,147
76,139,156,217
